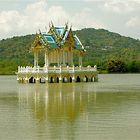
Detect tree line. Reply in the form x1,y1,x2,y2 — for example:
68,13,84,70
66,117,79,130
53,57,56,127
0,28,140,74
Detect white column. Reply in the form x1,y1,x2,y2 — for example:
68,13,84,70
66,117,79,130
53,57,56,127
61,50,63,65
53,51,55,63
68,51,70,66
66,51,68,65
81,56,82,66
52,51,53,63
55,50,57,64
45,50,47,66
79,53,82,66
34,52,37,67
44,50,49,66
63,50,65,65
71,50,73,66
36,51,38,67
59,51,61,65
57,50,60,66
50,53,52,63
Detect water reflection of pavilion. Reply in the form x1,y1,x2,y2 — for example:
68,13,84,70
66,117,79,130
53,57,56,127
18,83,97,139
17,83,140,139
18,83,97,122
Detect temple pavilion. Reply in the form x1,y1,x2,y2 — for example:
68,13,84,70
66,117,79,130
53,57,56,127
16,22,98,83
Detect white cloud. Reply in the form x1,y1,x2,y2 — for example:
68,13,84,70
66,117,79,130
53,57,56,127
71,8,105,29
84,0,104,1
85,0,140,3
0,0,104,39
133,0,140,3
104,0,135,13
126,16,140,27
103,0,140,14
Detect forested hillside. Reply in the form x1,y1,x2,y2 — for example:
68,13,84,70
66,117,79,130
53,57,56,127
0,28,140,74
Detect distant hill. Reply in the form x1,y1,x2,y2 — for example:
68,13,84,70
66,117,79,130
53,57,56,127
0,28,140,74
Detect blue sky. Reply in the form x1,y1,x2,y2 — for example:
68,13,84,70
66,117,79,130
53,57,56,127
0,0,140,39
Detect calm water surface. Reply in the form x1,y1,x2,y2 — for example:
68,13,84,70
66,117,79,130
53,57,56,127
0,74,140,140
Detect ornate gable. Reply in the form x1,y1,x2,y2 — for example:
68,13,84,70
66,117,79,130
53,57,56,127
64,28,75,49
31,22,85,53
31,34,45,52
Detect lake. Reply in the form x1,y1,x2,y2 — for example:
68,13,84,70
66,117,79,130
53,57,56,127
0,74,140,140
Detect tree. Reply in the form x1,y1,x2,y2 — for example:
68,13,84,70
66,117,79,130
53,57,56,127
107,59,126,73
127,61,140,73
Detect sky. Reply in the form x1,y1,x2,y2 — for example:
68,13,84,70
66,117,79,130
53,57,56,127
0,0,140,40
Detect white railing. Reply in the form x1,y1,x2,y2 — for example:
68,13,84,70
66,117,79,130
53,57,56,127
17,65,97,74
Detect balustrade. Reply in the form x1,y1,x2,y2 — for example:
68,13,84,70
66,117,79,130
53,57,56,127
17,65,97,74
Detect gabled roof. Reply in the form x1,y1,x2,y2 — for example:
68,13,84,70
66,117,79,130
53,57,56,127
62,30,69,42
42,33,56,44
74,35,85,51
42,34,60,49
32,22,86,52
55,27,65,36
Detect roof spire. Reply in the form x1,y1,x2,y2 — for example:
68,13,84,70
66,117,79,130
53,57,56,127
39,29,41,34
45,26,47,32
49,22,51,28
65,21,68,30
70,23,72,29
51,21,54,27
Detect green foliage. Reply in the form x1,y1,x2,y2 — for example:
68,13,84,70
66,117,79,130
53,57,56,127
107,59,126,73
0,28,140,74
0,35,34,74
126,61,140,73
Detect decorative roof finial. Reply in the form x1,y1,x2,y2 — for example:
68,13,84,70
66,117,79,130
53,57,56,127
45,26,47,32
49,22,50,27
39,29,41,34
51,21,54,27
69,23,72,30
70,23,72,29
65,21,68,30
